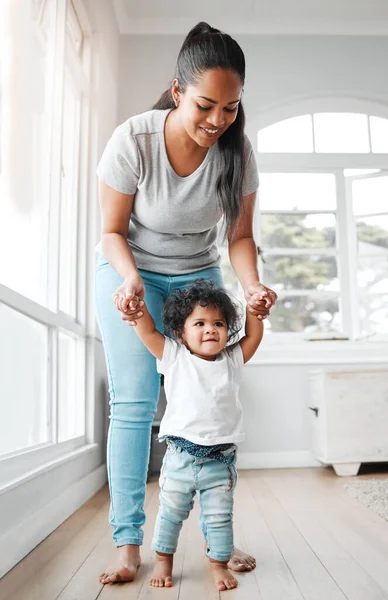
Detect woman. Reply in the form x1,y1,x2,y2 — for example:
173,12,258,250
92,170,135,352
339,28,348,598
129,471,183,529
95,22,277,584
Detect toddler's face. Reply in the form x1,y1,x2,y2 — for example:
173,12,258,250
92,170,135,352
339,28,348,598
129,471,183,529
179,304,228,361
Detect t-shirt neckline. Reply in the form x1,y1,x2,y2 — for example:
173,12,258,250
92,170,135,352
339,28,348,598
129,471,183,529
160,109,214,182
183,344,225,363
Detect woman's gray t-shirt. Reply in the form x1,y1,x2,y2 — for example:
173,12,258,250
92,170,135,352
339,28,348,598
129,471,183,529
96,109,259,275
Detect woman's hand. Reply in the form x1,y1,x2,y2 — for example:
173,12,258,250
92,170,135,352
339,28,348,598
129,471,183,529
112,274,145,326
244,282,277,320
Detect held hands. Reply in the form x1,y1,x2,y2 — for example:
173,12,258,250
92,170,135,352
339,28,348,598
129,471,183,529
244,282,277,320
112,277,277,324
112,274,145,326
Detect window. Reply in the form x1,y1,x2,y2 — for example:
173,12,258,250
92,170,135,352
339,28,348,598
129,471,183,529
313,113,369,153
253,109,388,339
257,112,387,154
0,304,49,456
257,115,314,153
259,173,339,334
58,331,86,442
59,70,82,317
351,174,388,335
0,0,91,464
369,117,388,153
0,0,52,306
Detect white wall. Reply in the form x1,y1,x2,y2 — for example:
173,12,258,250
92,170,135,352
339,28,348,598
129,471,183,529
241,35,388,116
238,358,388,469
117,33,388,468
118,34,388,122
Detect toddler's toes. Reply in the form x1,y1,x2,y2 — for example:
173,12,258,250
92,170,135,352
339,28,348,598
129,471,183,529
217,581,227,591
149,576,173,587
225,576,238,589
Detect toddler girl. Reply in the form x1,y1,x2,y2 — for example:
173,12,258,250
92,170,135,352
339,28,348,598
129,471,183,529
116,280,264,591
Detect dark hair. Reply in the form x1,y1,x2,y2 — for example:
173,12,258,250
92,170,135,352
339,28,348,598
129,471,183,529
162,279,242,344
153,22,246,235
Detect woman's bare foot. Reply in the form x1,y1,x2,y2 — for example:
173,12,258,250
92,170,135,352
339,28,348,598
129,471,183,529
99,544,141,584
205,543,256,572
209,559,238,591
227,547,256,572
149,552,173,587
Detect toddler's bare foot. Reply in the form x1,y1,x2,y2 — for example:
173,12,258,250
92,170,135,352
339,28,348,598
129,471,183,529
209,559,238,591
228,547,256,572
149,552,173,587
99,544,141,584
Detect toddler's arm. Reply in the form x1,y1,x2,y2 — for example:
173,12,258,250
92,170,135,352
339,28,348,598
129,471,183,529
239,306,264,364
132,302,165,360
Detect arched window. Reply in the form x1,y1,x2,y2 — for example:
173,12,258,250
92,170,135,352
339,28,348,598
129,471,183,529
254,110,388,340
257,113,388,154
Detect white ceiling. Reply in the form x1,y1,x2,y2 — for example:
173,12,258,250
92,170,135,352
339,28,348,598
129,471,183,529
112,0,388,35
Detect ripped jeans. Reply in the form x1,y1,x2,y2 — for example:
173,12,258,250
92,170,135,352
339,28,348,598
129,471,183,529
152,442,237,562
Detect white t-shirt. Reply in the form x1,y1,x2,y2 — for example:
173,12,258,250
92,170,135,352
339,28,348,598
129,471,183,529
156,337,245,446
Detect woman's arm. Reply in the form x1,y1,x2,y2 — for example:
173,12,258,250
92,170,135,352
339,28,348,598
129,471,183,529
99,181,145,317
100,181,138,279
228,191,277,317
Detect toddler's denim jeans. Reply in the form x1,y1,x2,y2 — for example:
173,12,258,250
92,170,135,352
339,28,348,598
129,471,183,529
94,254,223,547
153,443,237,562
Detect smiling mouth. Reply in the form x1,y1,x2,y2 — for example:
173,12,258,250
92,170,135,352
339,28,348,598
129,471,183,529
200,127,220,135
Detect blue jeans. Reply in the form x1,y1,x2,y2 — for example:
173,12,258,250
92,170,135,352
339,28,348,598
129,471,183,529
94,254,223,547
153,442,237,562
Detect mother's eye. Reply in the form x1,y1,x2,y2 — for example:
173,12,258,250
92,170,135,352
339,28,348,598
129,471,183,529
196,104,237,113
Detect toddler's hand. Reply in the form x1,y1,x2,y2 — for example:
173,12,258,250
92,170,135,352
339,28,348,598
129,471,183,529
244,282,277,320
112,275,145,325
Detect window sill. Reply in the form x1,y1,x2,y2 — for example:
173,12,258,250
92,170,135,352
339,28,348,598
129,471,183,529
248,337,388,365
0,442,98,494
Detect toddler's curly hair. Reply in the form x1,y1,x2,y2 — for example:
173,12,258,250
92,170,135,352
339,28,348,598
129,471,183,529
162,279,243,344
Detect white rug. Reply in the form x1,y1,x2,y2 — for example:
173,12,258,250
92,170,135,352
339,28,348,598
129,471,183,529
344,479,388,522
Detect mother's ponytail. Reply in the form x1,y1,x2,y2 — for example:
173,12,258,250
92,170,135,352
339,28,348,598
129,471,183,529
153,22,247,233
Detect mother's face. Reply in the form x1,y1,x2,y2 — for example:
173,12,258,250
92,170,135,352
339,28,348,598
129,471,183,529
172,68,243,149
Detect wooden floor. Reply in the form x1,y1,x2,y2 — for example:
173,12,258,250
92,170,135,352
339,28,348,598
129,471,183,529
2,467,388,600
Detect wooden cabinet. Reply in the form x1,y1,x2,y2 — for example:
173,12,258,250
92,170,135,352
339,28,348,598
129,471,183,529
308,369,388,476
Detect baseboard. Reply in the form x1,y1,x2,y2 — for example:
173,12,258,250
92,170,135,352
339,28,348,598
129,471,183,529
0,464,107,578
237,450,322,470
